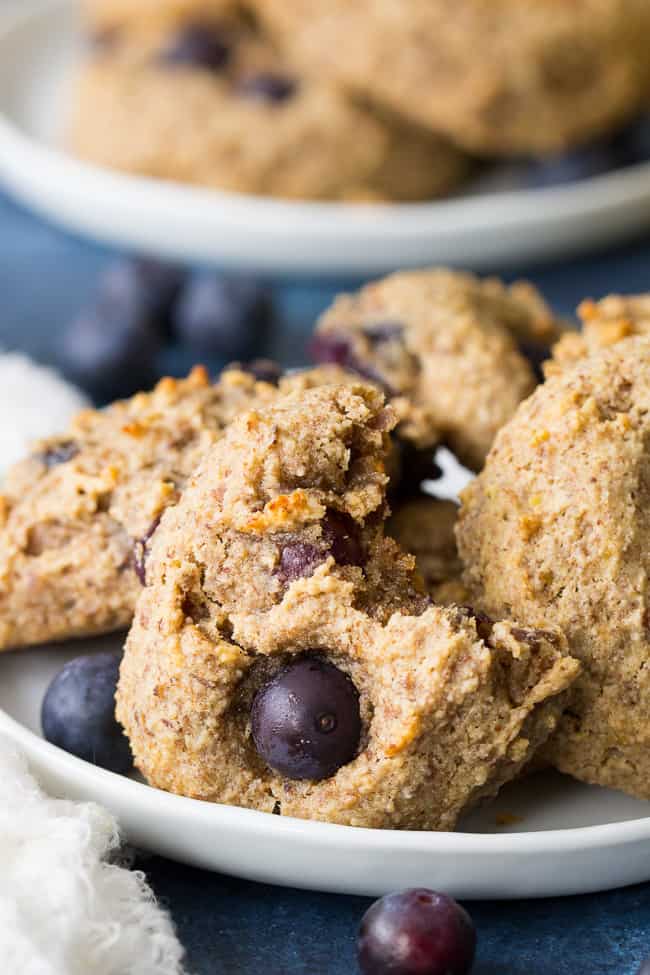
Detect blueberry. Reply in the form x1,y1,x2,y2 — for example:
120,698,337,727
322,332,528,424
251,656,362,780
321,510,365,567
173,274,272,358
133,515,162,585
236,72,297,103
100,257,186,337
158,23,231,72
59,301,161,403
277,511,364,585
41,652,133,774
309,333,354,369
277,541,325,584
308,333,391,392
362,321,404,343
637,959,650,975
358,889,477,975
34,440,79,469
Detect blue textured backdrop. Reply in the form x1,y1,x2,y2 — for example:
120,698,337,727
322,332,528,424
1,189,649,974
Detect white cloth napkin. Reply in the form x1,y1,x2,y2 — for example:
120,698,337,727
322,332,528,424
0,744,187,975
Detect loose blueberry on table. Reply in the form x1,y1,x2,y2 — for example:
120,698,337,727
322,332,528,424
358,889,476,975
60,298,162,402
251,655,362,780
100,257,186,337
638,960,650,975
173,274,272,359
41,651,133,775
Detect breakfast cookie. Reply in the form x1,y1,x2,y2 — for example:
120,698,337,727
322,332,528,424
311,269,562,469
387,496,464,601
0,366,278,651
546,293,650,377
458,337,650,799
250,0,650,155
70,19,468,202
117,383,579,828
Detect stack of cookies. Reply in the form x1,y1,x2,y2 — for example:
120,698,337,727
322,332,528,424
69,0,650,201
6,266,650,827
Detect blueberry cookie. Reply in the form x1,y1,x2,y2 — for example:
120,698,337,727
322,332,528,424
0,366,277,651
70,19,468,201
116,382,578,828
458,337,650,799
387,496,467,604
546,292,650,377
311,269,562,470
250,0,650,155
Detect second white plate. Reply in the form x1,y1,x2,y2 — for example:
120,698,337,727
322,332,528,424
1,0,650,275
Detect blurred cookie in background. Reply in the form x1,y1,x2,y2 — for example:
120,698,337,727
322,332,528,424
250,0,650,156
70,13,469,201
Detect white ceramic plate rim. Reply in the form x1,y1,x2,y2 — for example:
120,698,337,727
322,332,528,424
2,0,650,273
4,700,650,856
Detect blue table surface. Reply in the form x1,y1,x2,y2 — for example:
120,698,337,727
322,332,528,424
1,190,649,974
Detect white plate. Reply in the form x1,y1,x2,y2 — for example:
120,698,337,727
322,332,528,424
2,0,650,275
2,637,650,900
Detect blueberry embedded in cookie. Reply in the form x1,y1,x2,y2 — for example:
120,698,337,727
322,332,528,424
312,269,563,469
458,335,650,800
116,383,579,829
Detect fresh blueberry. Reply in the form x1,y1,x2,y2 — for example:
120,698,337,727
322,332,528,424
358,889,477,975
251,655,362,780
173,274,272,359
100,257,186,337
236,72,297,103
637,959,650,975
158,23,231,72
60,300,161,403
321,510,365,567
34,440,80,469
41,652,133,774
